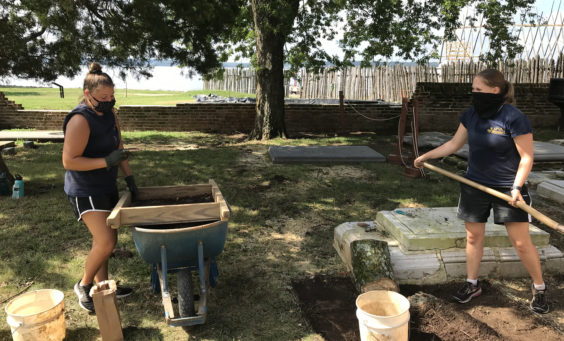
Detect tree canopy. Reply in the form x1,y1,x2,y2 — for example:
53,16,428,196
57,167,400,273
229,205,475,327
0,0,243,81
1,0,539,139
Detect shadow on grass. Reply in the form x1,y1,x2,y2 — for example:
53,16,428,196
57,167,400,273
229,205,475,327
0,136,468,339
0,91,42,97
62,326,164,340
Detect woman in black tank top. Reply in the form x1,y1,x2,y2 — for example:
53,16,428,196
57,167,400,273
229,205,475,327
62,62,138,313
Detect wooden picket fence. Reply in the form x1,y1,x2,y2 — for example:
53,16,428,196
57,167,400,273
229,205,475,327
203,54,564,103
202,68,258,94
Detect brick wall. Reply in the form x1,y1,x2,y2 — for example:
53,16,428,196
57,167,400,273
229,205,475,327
413,83,561,132
0,92,23,111
0,94,402,134
1,84,561,134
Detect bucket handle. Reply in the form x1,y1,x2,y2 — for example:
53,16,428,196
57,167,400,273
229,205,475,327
6,316,23,334
6,308,64,334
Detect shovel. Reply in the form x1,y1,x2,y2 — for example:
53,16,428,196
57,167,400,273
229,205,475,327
422,162,564,234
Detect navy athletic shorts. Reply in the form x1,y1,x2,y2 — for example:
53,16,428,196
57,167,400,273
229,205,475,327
67,190,119,222
457,183,531,225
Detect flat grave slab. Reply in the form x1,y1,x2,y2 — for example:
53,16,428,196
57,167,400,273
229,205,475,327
526,170,564,188
455,141,564,162
375,207,549,251
537,180,564,204
403,132,452,148
0,130,64,142
404,132,564,162
334,218,563,285
268,145,386,163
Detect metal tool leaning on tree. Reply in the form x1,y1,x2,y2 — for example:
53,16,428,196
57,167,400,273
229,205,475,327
413,69,550,314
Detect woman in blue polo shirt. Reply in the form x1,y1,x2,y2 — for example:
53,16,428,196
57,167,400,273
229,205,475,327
62,62,138,313
414,69,548,314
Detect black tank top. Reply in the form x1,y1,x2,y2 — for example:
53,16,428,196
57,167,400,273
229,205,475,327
63,104,120,196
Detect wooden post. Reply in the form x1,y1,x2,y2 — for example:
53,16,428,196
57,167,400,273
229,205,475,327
91,280,124,341
405,98,424,178
339,90,345,134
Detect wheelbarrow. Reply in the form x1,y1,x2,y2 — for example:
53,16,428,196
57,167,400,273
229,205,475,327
107,180,230,327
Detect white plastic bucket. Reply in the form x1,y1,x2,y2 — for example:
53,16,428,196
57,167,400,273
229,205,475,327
356,290,410,341
5,289,66,341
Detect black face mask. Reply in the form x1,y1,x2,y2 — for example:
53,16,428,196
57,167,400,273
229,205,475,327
91,96,116,114
472,92,505,119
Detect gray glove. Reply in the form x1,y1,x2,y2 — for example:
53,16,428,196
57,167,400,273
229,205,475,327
105,149,129,169
125,175,139,200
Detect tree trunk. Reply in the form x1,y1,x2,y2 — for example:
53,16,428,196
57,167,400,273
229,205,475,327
351,239,398,293
0,154,14,183
0,153,14,196
250,0,298,140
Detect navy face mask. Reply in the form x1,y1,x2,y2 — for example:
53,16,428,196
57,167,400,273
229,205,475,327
91,96,116,114
472,92,504,119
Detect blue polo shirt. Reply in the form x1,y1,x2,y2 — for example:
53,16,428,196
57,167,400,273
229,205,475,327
460,104,532,187
63,104,120,196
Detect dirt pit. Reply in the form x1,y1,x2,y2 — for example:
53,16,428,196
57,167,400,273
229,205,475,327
292,275,563,341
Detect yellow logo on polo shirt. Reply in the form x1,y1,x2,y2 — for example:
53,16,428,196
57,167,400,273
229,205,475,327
487,126,506,135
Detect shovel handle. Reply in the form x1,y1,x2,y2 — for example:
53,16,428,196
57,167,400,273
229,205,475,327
422,162,564,234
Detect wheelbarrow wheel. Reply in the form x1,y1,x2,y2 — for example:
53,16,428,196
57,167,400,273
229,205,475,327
177,268,195,317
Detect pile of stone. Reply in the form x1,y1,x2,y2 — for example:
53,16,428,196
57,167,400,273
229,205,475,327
194,94,255,103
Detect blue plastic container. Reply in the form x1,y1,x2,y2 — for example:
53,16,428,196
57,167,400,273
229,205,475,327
12,175,24,198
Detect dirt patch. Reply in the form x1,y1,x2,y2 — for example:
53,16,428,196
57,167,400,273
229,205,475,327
130,193,213,206
292,276,563,341
292,276,360,341
310,166,375,181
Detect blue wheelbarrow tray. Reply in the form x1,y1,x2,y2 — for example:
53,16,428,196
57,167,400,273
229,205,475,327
106,180,230,327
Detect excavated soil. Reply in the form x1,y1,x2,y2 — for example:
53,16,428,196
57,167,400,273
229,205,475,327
292,275,563,341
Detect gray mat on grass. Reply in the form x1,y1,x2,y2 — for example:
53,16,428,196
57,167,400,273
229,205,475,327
269,146,386,163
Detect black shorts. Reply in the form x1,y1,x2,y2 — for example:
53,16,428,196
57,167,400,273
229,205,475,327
457,183,531,225
67,191,119,222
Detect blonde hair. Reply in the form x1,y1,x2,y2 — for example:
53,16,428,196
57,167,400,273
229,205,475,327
476,69,514,104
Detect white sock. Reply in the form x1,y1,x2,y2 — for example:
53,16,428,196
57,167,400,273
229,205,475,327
466,278,478,286
534,282,546,291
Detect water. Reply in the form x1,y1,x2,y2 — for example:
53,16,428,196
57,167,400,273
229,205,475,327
1,65,204,91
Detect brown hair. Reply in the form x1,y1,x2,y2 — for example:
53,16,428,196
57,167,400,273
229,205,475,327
476,69,514,104
83,62,114,94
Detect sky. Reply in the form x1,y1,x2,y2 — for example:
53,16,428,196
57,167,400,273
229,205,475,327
0,0,560,91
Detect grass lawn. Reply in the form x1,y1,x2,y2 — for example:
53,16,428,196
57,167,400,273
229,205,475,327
0,87,255,110
0,132,466,340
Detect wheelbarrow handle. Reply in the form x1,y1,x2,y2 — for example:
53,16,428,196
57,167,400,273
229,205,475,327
422,162,564,234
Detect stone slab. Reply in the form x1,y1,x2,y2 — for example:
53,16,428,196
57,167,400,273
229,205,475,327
537,180,564,204
375,207,550,251
334,220,564,285
405,132,564,162
455,141,564,162
441,248,496,263
0,141,15,150
268,145,386,163
403,131,452,148
443,260,498,280
0,130,64,142
388,247,444,284
526,171,564,188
